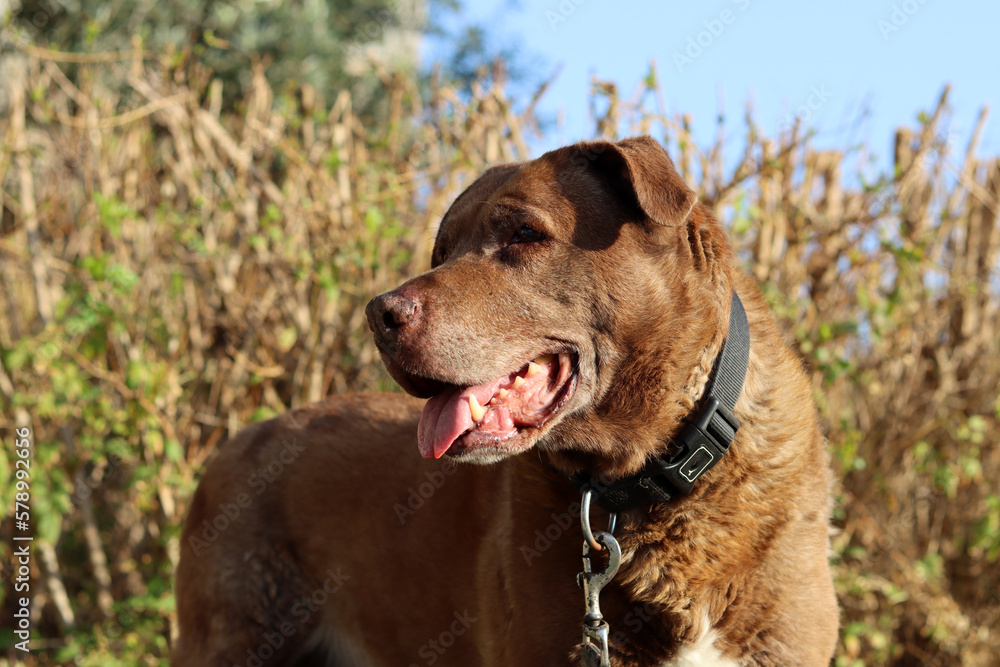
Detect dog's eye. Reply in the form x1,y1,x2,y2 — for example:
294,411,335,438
512,225,545,244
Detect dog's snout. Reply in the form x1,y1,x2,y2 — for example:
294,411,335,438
380,294,416,330
366,291,419,342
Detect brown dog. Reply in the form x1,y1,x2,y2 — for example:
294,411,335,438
172,136,838,666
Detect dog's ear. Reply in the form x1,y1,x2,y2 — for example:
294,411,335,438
576,136,698,227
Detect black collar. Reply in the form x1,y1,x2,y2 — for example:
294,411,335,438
571,291,751,513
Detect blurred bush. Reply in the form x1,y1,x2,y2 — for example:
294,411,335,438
0,45,997,667
0,41,535,664
7,0,425,107
587,74,1000,665
3,0,527,112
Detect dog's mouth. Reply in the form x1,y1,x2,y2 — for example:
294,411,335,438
413,352,578,460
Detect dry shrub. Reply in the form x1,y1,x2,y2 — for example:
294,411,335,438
0,50,997,665
590,75,999,665
0,45,535,664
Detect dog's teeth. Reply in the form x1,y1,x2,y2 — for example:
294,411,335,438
526,362,542,377
513,376,526,388
469,394,486,423
498,388,509,399
534,354,556,365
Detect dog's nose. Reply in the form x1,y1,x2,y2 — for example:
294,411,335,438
366,291,418,342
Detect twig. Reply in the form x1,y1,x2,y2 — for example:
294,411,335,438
58,342,180,446
36,539,77,630
12,66,52,322
17,42,152,64
52,93,190,130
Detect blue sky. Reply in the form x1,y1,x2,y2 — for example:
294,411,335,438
430,0,999,168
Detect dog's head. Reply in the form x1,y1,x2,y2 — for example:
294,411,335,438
367,137,736,475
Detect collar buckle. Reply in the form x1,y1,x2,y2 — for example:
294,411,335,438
569,291,750,513
654,396,740,496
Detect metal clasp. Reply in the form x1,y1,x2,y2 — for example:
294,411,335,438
580,488,617,552
577,489,621,667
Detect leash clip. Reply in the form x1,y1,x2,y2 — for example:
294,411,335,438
581,619,611,667
577,491,621,667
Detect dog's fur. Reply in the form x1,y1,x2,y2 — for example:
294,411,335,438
172,137,839,666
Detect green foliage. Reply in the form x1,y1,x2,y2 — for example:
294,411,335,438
15,0,408,100
8,0,538,114
971,495,1000,562
1,38,997,667
1,23,544,659
57,591,174,667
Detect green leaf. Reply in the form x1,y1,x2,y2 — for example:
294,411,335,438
250,406,279,423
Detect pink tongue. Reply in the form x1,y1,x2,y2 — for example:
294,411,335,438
418,379,502,459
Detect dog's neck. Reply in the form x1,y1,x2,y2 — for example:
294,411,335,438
532,283,791,662
605,342,798,664
524,357,776,666
544,281,733,481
